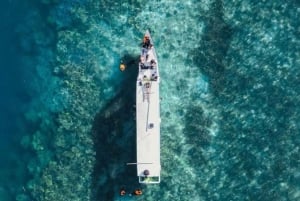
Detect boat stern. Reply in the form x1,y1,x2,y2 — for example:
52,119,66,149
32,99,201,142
139,176,160,184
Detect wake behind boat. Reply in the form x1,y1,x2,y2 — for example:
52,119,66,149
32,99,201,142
135,31,161,184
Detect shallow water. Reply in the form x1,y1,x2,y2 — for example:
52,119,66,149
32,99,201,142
1,0,299,201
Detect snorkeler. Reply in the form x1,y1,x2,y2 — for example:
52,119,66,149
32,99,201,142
131,189,142,196
119,187,126,196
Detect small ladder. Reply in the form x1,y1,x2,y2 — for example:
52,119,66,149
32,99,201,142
143,82,152,102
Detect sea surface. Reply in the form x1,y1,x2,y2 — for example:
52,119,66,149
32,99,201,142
0,0,299,201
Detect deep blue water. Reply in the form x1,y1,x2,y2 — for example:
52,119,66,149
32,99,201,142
0,1,32,200
0,0,300,201
0,0,23,148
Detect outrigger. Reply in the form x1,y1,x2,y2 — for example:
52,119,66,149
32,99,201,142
133,30,161,184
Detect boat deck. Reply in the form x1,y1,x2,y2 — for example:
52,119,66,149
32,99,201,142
136,31,160,184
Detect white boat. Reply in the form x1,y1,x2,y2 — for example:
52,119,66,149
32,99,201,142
136,30,161,184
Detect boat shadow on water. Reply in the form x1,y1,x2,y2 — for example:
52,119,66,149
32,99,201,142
91,54,140,200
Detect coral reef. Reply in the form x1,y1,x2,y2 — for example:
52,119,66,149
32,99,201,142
18,1,101,200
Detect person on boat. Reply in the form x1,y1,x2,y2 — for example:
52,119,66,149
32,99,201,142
151,73,157,81
140,55,146,64
140,62,148,69
150,59,156,69
143,75,149,81
150,59,156,65
119,187,126,196
143,36,151,49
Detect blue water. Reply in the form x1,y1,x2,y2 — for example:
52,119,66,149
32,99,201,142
0,1,33,200
0,0,299,201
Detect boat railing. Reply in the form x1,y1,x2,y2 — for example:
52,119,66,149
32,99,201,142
139,176,160,184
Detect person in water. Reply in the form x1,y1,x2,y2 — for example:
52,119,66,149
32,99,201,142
128,188,143,196
133,189,143,196
119,187,126,196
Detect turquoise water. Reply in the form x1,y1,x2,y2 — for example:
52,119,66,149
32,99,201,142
1,0,299,200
